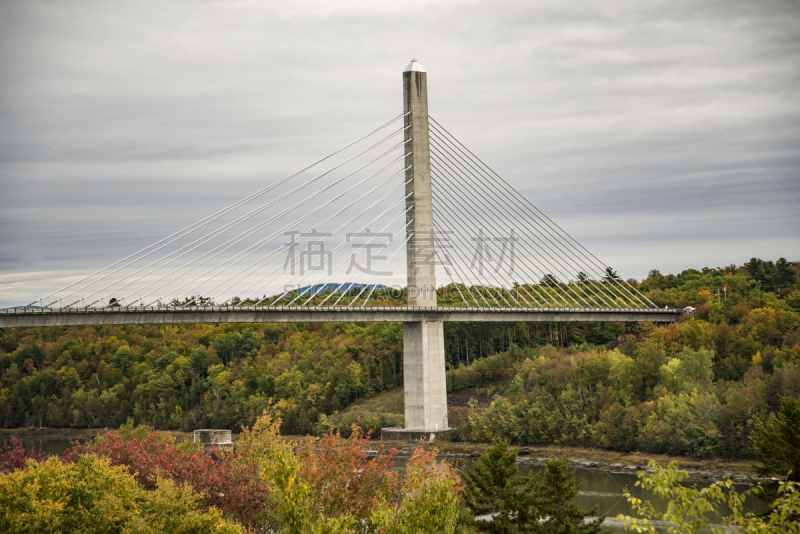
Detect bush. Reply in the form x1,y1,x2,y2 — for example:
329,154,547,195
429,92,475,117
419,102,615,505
0,455,241,533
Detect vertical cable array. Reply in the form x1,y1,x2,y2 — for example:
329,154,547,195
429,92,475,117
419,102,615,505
428,116,655,309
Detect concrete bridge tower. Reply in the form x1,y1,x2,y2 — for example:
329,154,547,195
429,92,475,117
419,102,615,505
383,59,450,441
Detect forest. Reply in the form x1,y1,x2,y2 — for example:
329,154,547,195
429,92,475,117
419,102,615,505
1,257,798,460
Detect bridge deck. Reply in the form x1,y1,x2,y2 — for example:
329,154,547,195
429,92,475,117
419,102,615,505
0,306,683,327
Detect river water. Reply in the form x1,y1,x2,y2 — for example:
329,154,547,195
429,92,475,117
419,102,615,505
7,437,762,532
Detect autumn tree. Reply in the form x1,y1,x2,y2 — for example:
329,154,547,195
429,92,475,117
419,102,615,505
0,455,241,533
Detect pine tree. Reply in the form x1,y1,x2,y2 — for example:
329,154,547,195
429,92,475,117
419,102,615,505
535,457,607,534
746,257,776,292
775,257,797,293
751,396,800,509
603,267,619,284
462,439,540,533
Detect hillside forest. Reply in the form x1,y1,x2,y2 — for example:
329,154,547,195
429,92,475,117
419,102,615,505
1,257,799,458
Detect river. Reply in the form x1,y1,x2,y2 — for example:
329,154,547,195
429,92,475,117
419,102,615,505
6,437,763,532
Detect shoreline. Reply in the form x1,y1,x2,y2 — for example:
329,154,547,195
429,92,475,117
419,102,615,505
2,428,762,484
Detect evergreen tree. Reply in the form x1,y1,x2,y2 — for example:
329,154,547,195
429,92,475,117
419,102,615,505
462,439,540,533
603,267,619,284
775,257,797,292
536,457,607,534
751,396,800,509
746,258,776,292
540,274,559,288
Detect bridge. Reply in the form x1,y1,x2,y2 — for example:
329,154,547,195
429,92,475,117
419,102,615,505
3,60,682,439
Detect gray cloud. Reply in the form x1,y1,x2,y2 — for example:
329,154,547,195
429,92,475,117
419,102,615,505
1,0,799,307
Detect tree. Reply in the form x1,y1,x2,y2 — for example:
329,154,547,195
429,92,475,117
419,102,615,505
462,439,540,533
0,455,241,533
659,347,714,393
536,456,607,534
577,272,590,286
618,461,800,533
604,267,620,284
0,437,45,473
746,257,776,292
540,274,559,288
751,396,800,509
371,447,464,534
775,258,797,292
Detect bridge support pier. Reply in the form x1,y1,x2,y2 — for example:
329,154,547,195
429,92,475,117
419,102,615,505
382,59,451,442
382,319,451,442
404,320,449,428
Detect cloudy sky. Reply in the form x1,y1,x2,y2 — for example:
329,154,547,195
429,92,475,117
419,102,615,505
1,0,799,307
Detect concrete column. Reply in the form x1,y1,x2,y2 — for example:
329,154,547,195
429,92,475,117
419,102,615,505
388,60,450,440
402,319,448,431
403,59,436,307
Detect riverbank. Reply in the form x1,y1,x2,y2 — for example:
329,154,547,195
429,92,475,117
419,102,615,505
385,442,764,484
3,427,763,484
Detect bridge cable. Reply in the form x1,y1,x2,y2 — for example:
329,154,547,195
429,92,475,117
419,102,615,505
245,181,413,307
282,202,413,307
432,166,610,310
164,169,412,307
32,113,409,309
112,150,411,308
426,194,515,308
431,163,593,309
317,215,415,307
430,130,625,308
430,123,642,309
430,117,654,308
431,184,556,308
58,124,412,308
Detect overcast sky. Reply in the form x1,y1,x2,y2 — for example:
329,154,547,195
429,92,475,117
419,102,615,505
1,0,799,307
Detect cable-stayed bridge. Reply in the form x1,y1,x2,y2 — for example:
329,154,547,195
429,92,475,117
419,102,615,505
1,60,681,438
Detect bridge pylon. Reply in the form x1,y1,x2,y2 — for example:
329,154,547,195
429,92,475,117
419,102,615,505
382,59,451,441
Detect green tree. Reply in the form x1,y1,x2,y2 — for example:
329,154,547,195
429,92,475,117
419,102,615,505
775,258,797,292
540,274,559,288
747,257,776,292
618,461,800,533
751,396,800,508
536,456,607,534
604,267,620,284
211,329,259,365
462,439,540,533
659,347,714,393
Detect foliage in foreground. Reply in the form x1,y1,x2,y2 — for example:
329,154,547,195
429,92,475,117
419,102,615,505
462,439,607,533
0,454,241,533
57,409,463,533
617,461,800,533
751,396,800,509
0,436,46,473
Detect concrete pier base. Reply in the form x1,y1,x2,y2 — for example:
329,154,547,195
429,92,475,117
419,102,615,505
193,429,234,453
400,319,449,432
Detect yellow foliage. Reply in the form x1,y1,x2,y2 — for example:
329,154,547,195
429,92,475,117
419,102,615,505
0,456,241,533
